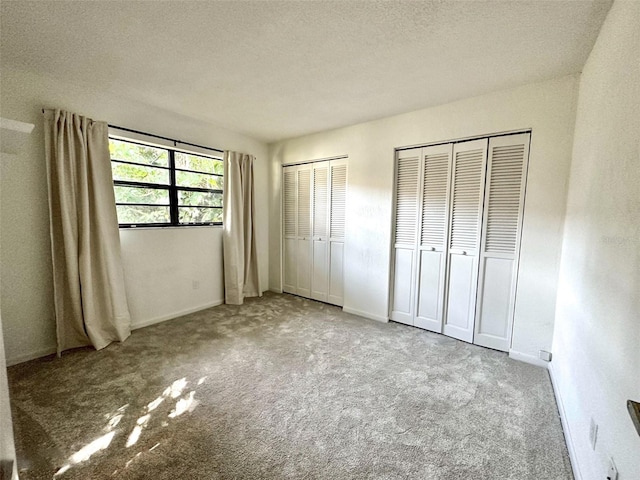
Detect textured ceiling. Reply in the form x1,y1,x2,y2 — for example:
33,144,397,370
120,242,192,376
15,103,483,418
1,1,611,142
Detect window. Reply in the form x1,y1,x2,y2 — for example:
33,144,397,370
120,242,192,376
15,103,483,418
109,138,223,227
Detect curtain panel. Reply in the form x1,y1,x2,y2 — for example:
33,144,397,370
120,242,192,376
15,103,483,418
222,151,261,305
44,109,131,354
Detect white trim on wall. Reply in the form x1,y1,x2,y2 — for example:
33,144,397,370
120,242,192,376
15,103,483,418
6,300,225,366
548,363,582,480
343,306,389,323
131,299,224,330
508,349,549,368
502,351,581,479
6,346,57,367
282,154,348,168
396,128,532,152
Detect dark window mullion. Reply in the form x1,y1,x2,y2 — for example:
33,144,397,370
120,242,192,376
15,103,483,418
116,203,171,207
176,186,223,194
119,223,172,228
169,150,179,225
177,205,222,209
114,180,171,190
174,167,223,177
111,159,170,170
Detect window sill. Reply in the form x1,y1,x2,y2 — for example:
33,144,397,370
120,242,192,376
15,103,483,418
118,224,222,230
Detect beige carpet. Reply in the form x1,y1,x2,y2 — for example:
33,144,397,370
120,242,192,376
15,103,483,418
8,292,573,479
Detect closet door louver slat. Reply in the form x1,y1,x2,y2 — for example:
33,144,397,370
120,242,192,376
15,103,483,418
284,170,296,237
474,133,530,352
313,165,329,238
297,169,311,238
394,155,420,246
484,144,525,254
449,149,485,252
330,164,347,240
282,167,297,294
421,152,450,247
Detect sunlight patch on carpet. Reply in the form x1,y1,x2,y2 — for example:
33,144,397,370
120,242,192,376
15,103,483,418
54,431,115,477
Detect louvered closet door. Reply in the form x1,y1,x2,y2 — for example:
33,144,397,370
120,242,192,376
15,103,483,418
414,144,452,332
296,165,313,298
443,139,488,343
283,166,297,294
311,162,330,302
390,148,421,325
328,160,347,306
474,134,530,351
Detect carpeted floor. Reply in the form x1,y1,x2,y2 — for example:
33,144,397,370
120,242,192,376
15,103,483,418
7,292,573,480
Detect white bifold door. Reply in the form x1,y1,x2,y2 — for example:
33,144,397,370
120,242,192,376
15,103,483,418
443,139,488,343
390,133,530,352
390,148,421,325
474,134,530,351
311,162,330,302
390,144,452,332
283,159,347,307
328,161,347,305
283,164,312,297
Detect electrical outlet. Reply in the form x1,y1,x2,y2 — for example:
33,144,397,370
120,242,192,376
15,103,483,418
538,350,552,362
192,280,200,290
589,418,598,450
606,457,618,480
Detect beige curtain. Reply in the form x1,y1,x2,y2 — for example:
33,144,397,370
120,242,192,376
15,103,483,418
222,151,261,304
44,109,131,354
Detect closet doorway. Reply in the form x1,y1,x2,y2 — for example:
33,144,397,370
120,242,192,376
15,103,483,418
283,157,347,306
390,132,530,352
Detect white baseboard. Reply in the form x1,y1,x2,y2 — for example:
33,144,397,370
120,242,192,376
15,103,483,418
508,349,550,368
6,301,225,366
548,362,582,480
509,352,582,479
269,287,283,294
6,345,57,367
342,306,389,323
131,299,224,330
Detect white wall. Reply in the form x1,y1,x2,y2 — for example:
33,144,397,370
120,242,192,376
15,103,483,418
551,2,640,479
0,153,18,480
0,66,269,366
120,228,224,329
269,75,580,362
0,312,17,480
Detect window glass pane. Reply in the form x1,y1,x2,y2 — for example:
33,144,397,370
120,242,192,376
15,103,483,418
114,186,169,205
116,205,170,224
112,162,170,185
109,139,169,167
179,207,222,224
177,190,222,207
176,170,222,190
175,152,223,175
110,136,225,227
